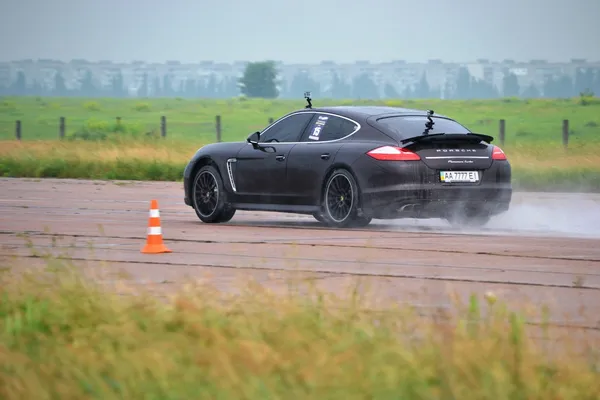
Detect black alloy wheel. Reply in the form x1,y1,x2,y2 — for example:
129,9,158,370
326,173,353,222
192,164,236,223
320,169,371,228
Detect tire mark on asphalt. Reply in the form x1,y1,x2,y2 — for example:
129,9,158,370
2,230,598,263
4,240,600,278
3,251,599,291
3,203,590,238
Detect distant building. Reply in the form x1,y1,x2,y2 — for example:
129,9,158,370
0,58,598,97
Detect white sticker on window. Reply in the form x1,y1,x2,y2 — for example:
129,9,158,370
308,116,328,140
308,126,322,140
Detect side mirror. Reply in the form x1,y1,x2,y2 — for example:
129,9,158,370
246,131,260,148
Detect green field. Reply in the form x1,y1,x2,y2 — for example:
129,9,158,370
1,257,599,399
1,96,600,191
1,96,600,144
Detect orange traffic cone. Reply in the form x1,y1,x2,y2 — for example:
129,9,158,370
141,199,172,254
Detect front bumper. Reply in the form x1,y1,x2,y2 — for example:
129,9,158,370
183,175,192,206
183,161,194,206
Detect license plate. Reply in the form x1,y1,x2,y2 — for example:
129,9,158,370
440,170,479,183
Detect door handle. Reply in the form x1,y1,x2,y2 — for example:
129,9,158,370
320,153,330,160
275,155,286,161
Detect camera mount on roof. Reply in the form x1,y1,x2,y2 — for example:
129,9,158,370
304,91,312,109
423,109,435,135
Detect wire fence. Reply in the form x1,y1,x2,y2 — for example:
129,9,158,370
4,115,572,148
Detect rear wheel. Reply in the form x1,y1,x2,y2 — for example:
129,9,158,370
319,169,371,228
192,165,236,223
348,215,372,228
312,212,326,223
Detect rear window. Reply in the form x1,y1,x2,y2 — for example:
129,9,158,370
374,116,471,139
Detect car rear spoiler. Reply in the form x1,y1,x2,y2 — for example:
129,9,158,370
400,132,494,145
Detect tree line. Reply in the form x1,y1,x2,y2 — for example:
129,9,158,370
2,61,599,99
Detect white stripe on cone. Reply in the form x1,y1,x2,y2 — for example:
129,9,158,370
147,226,162,235
149,209,160,218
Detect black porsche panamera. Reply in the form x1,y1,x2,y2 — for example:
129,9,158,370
183,97,512,228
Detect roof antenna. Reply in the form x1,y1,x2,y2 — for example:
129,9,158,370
423,109,435,135
304,91,312,109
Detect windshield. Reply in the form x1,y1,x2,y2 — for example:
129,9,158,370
374,116,471,140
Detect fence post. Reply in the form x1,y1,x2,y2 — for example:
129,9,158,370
160,116,166,138
498,119,505,146
562,119,569,149
215,115,222,142
15,120,21,141
59,117,65,140
268,117,274,124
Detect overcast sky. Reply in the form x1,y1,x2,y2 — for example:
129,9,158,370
0,0,598,63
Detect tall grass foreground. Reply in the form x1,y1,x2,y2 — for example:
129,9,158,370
0,259,599,399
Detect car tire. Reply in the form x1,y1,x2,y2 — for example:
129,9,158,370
319,169,367,228
312,212,326,223
315,210,371,227
215,206,237,223
348,215,372,228
192,164,236,223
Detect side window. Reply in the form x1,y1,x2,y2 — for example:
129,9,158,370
303,114,358,142
259,113,314,143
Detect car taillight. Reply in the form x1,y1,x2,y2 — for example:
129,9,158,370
366,146,421,161
492,146,507,160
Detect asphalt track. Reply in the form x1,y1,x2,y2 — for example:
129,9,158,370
1,177,600,333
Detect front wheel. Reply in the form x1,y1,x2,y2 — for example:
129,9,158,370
192,164,236,223
319,169,368,228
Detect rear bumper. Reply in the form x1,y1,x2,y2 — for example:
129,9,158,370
353,156,513,219
360,183,512,219
351,157,513,219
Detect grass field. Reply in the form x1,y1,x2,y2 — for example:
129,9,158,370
2,139,600,191
1,96,600,190
2,96,600,144
1,257,599,399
